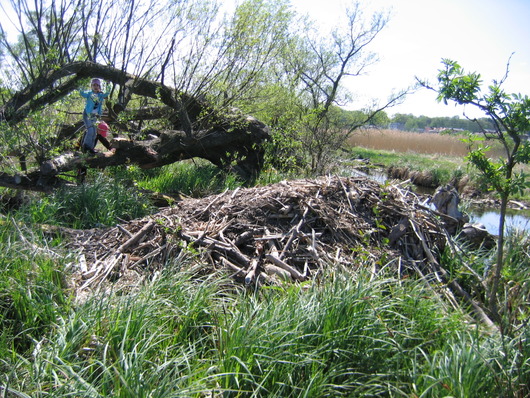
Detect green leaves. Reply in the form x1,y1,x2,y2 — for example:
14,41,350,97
465,146,502,192
429,57,530,319
436,59,482,105
435,58,530,200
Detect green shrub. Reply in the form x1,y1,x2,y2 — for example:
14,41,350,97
15,173,153,229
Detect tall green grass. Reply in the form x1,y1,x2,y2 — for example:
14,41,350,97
125,160,241,197
347,146,468,177
2,238,528,397
0,219,70,363
119,159,290,198
11,172,153,229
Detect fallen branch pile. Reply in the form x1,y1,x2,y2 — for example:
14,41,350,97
64,176,447,286
63,175,497,326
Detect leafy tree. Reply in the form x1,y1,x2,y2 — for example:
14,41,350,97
422,58,530,321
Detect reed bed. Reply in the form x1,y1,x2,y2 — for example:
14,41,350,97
348,129,503,157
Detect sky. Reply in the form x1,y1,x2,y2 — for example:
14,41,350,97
2,0,528,119
291,0,530,118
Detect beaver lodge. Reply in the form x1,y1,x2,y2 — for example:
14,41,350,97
61,175,494,327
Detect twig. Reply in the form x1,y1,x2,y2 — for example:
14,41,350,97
245,257,259,285
118,220,155,252
221,257,245,277
129,244,167,270
265,253,307,281
117,224,133,238
409,218,497,330
280,204,310,260
195,188,229,216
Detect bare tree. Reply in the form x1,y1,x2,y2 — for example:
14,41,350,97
282,2,407,173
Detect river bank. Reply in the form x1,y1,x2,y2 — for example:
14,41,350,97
347,160,530,234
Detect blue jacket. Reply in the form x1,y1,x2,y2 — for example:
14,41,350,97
79,87,110,116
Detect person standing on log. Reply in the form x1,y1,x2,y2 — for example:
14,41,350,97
76,120,115,183
79,78,110,153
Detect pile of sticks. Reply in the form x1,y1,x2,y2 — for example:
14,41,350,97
64,176,456,293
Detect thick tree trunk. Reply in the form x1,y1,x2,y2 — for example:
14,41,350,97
0,61,271,191
47,119,268,177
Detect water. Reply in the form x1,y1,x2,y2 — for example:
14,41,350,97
469,208,530,235
348,167,530,235
350,168,387,183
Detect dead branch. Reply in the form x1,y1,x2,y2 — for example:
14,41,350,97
58,175,499,329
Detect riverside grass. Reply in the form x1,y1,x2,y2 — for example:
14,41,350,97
346,129,530,201
347,128,505,158
1,219,529,396
1,162,529,396
1,229,526,397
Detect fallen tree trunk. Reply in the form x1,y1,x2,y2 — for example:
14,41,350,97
37,116,269,183
0,61,271,190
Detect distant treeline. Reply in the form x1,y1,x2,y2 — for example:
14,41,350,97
336,107,494,133
389,113,495,133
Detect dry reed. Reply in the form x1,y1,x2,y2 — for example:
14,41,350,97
347,129,470,156
348,129,505,158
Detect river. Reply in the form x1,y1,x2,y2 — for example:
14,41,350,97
349,168,530,235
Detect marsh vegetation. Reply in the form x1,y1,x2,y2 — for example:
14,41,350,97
1,0,529,395
1,161,529,397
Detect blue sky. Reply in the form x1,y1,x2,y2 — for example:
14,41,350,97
3,0,528,118
293,0,530,118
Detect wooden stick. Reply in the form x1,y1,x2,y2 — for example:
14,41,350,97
280,205,309,260
117,224,133,238
118,220,155,252
221,257,245,276
409,218,497,330
245,257,259,285
192,234,251,267
129,244,167,270
265,253,307,281
264,264,291,280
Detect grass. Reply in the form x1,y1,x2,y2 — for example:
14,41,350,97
125,160,243,198
1,158,290,232
1,240,528,396
115,159,289,199
347,128,505,158
12,172,154,229
344,145,471,189
347,145,467,172
0,219,70,361
0,155,529,397
345,135,530,201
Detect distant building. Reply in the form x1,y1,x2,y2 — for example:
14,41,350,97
389,122,405,130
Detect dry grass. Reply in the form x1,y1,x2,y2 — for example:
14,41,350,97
347,129,503,157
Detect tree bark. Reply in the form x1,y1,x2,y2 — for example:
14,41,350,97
0,61,271,191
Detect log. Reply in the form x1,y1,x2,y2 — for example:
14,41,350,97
118,221,155,252
265,253,307,281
